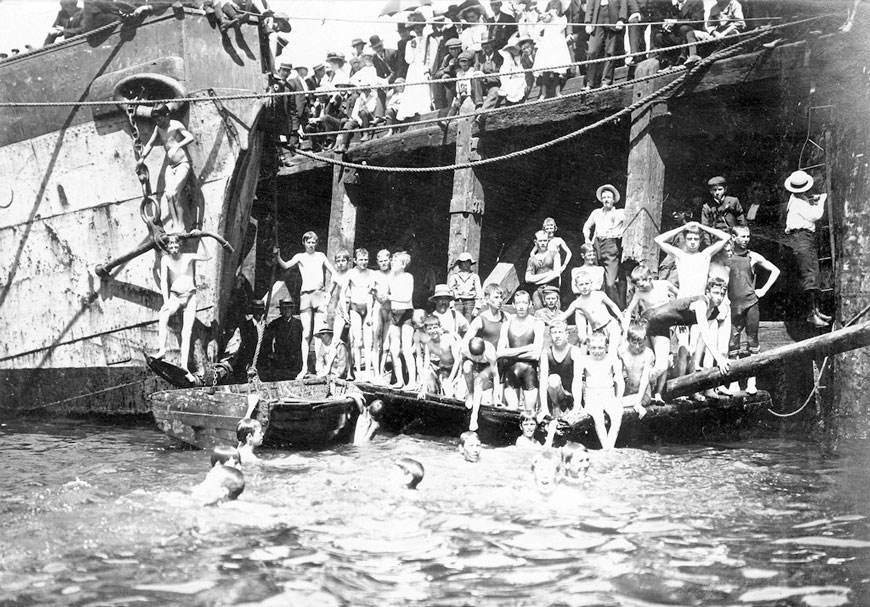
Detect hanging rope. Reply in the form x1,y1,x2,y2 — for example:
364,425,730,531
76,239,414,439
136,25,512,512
0,15,833,108
292,31,766,173
768,301,870,418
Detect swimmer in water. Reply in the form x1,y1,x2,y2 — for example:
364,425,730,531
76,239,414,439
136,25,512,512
353,397,384,445
515,413,559,449
192,465,245,506
530,449,561,494
560,443,590,483
394,457,425,489
236,418,264,464
459,430,482,463
210,445,242,470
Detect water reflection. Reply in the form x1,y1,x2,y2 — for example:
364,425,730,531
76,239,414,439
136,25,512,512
0,420,868,606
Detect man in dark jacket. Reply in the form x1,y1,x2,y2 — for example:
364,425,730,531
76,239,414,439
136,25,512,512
654,0,705,65
585,0,627,88
488,0,517,50
45,0,84,45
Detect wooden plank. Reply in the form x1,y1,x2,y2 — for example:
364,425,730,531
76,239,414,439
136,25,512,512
622,58,667,271
326,163,358,261
447,97,484,271
666,320,870,398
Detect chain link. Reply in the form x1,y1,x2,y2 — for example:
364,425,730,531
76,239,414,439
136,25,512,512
124,102,167,248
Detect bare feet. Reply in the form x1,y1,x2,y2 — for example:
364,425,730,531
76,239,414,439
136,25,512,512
295,368,308,380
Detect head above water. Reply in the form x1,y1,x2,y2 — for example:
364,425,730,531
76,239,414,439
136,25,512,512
459,431,482,462
210,446,242,470
395,457,425,489
236,418,264,447
561,443,590,480
531,449,561,493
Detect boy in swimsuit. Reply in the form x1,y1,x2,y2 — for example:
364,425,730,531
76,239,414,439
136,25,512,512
346,248,376,380
580,331,625,450
464,283,510,351
619,321,656,415
623,265,678,399
137,103,195,232
515,413,558,449
419,315,462,399
387,251,416,388
155,231,212,373
526,229,562,310
497,290,544,412
462,336,500,432
559,269,625,357
274,231,336,379
530,217,573,287
192,464,245,506
539,320,583,421
326,249,352,377
371,249,392,379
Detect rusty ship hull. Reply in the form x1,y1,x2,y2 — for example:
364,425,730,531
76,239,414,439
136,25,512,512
0,9,267,416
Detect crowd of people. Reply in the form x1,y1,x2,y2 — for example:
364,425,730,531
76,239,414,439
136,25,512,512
200,170,830,451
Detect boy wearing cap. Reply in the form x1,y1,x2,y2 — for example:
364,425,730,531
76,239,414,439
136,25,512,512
701,176,746,234
535,285,562,327
431,284,470,337
349,37,366,75
476,31,503,111
784,170,830,327
264,298,303,379
448,252,483,320
436,38,464,109
450,50,483,115
583,184,626,309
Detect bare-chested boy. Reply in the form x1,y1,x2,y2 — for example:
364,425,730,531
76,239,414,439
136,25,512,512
137,103,195,232
273,231,336,379
155,231,211,372
418,315,462,399
325,249,352,378
371,249,392,379
619,321,656,415
346,248,376,379
559,269,625,356
497,290,544,412
623,265,678,399
526,229,562,310
530,217,573,288
579,332,625,450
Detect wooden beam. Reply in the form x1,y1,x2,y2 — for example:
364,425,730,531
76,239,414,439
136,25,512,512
622,58,668,271
326,163,357,260
665,320,870,398
447,98,484,271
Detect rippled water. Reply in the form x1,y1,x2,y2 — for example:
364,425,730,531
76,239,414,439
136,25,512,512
1,420,869,607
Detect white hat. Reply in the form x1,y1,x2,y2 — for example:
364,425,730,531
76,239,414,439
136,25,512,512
784,170,814,193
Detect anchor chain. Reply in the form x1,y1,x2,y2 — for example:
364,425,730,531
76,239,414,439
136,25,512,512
124,102,167,250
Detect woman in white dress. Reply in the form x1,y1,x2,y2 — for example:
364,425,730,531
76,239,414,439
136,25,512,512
397,13,433,121
531,0,572,99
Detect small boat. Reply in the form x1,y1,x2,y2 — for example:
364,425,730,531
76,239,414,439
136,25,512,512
148,376,360,450
352,381,771,447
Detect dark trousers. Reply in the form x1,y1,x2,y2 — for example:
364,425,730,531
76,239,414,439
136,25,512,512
594,237,626,309
586,27,620,88
788,229,820,291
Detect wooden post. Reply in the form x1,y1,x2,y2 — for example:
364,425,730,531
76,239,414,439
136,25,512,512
665,321,870,398
622,58,668,272
327,163,358,260
447,97,484,271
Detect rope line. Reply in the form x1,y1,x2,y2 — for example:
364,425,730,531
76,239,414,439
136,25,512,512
292,33,765,173
0,16,831,108
287,14,785,28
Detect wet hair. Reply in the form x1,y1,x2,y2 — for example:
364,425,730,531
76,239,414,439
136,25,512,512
549,319,568,333
210,446,241,469
513,290,530,304
166,233,181,245
626,321,648,344
302,231,319,243
519,411,536,424
395,457,425,489
630,265,652,283
392,251,411,268
534,229,548,241
588,332,608,348
484,283,503,299
731,225,751,236
152,103,170,117
354,247,369,258
236,418,263,445
683,224,702,238
214,465,245,500
572,269,591,288
459,430,479,446
468,337,485,356
334,248,351,260
561,443,589,475
368,399,385,421
530,448,561,473
423,314,441,327
706,277,728,293
377,248,391,259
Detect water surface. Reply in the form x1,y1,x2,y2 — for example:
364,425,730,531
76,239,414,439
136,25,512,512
1,420,868,606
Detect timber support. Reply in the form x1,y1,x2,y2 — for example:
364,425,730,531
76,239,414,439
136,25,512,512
447,97,484,271
622,58,669,272
327,163,359,260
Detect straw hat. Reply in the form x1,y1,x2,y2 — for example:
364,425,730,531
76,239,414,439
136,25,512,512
784,170,814,193
457,251,475,263
248,299,266,313
596,184,620,203
429,284,455,302
314,322,333,337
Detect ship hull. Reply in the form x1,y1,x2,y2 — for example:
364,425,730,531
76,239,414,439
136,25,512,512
0,9,267,416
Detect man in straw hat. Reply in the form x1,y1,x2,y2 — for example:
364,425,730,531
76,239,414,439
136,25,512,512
430,283,470,337
783,169,831,327
583,184,627,308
